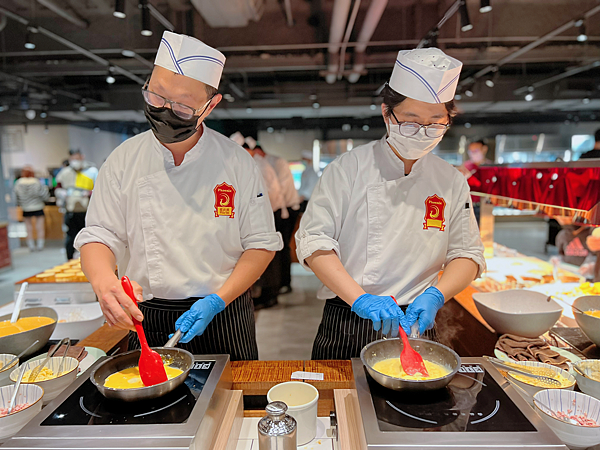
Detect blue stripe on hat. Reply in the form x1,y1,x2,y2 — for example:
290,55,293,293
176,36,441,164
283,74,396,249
177,55,225,68
396,60,440,103
437,73,460,97
160,38,183,75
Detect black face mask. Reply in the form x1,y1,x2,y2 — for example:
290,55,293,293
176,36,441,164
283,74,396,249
144,103,201,144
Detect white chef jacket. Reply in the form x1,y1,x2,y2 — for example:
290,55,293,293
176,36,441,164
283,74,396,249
253,154,287,215
75,127,283,300
295,137,485,304
265,154,301,210
298,165,320,200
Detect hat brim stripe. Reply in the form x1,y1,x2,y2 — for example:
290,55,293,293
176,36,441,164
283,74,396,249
395,60,440,104
160,38,183,75
178,55,225,68
437,73,460,97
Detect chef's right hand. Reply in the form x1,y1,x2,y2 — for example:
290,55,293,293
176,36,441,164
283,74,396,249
96,275,144,331
351,294,405,337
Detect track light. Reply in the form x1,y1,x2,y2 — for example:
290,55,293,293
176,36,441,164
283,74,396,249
24,32,35,50
479,0,492,13
459,1,473,32
485,79,494,88
577,24,588,42
140,0,152,36
525,93,534,102
114,0,126,18
106,74,116,84
465,89,474,97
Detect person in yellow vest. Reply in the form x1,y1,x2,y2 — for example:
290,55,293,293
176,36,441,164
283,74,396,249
55,150,98,259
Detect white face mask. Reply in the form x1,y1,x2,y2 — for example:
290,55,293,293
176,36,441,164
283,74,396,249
385,120,443,160
70,160,83,171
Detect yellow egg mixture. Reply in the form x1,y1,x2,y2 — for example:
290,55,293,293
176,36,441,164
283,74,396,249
584,310,600,319
0,317,55,338
104,364,183,389
510,371,573,388
372,358,451,381
23,367,56,382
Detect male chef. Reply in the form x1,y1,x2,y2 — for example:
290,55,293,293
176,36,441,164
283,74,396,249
76,32,282,360
296,48,485,359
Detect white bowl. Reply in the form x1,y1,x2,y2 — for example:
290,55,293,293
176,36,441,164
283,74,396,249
10,357,79,404
0,355,18,388
50,303,104,340
472,290,562,338
573,360,600,401
267,381,319,446
504,360,575,405
533,389,600,450
573,296,600,346
0,384,43,441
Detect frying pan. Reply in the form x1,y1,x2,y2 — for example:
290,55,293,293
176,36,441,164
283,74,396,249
361,337,461,391
90,331,193,402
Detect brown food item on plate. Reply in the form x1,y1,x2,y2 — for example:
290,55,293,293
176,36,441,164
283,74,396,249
495,334,569,370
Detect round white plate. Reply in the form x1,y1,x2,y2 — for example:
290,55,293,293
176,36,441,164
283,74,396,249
27,347,106,377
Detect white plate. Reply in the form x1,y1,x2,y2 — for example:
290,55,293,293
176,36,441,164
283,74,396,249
494,346,582,376
27,347,106,377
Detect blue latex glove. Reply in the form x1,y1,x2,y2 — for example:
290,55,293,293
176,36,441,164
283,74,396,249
173,294,226,343
402,287,445,335
351,294,404,337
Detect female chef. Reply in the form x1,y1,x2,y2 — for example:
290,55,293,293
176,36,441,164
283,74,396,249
296,48,485,360
76,32,282,361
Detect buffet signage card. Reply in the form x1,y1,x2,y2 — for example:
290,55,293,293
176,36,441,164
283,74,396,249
291,371,324,381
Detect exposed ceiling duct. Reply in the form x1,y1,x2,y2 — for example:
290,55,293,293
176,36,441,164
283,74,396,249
325,0,351,84
190,0,264,28
346,0,388,84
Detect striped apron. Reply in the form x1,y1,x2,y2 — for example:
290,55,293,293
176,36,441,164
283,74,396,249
311,298,438,360
128,290,258,361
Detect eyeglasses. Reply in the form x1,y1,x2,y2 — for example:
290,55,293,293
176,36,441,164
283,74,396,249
390,111,450,139
142,81,213,120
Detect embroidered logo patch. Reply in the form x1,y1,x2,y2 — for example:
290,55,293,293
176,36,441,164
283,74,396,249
214,182,236,218
423,194,446,231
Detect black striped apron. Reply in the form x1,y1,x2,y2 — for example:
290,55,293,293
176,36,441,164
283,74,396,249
128,290,258,361
311,298,438,360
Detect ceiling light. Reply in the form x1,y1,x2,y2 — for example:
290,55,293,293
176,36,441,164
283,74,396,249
24,32,35,50
455,94,462,100
342,124,351,131
370,103,377,110
464,122,472,129
485,79,494,88
40,111,47,119
465,89,474,97
246,107,253,113
479,0,492,13
114,0,126,18
106,74,116,84
309,94,318,101
527,86,535,92
121,49,136,57
574,19,584,27
25,109,36,120
94,126,100,133
459,1,473,32
577,24,588,42
525,93,534,101
312,102,320,109
583,98,591,104
267,127,274,133
140,0,152,36
79,105,87,112
362,125,370,131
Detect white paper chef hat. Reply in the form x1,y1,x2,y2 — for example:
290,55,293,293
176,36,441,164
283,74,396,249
389,48,462,104
244,136,257,150
301,150,313,160
229,131,245,146
155,31,226,89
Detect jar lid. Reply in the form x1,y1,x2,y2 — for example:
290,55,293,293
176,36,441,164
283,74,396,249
265,401,288,416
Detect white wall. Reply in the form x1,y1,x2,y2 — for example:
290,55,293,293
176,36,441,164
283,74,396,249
68,126,126,169
257,129,322,161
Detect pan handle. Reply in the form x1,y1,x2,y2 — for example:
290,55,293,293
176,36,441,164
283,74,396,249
165,329,182,348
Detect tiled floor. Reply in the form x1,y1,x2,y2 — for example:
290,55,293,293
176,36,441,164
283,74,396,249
236,417,334,449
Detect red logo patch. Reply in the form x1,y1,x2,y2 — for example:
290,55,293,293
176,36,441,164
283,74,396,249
423,195,446,231
214,182,236,218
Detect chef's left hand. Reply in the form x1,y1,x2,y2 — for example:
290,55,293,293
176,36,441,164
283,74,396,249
174,294,226,343
402,287,445,335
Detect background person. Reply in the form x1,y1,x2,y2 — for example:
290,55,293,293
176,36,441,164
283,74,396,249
298,150,320,212
14,166,49,251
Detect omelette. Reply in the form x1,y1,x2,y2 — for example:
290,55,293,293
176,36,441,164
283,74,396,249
104,364,183,389
372,358,451,381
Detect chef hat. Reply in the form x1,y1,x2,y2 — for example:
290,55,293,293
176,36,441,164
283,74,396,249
389,48,462,104
155,31,226,89
301,150,313,160
244,136,257,150
229,131,245,146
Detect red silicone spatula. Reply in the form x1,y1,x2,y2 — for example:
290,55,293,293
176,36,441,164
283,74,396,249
398,325,429,377
121,276,168,386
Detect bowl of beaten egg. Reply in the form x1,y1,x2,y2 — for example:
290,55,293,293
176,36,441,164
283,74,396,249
0,307,57,358
503,360,575,406
10,357,79,405
573,296,600,347
361,337,460,391
0,354,19,387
